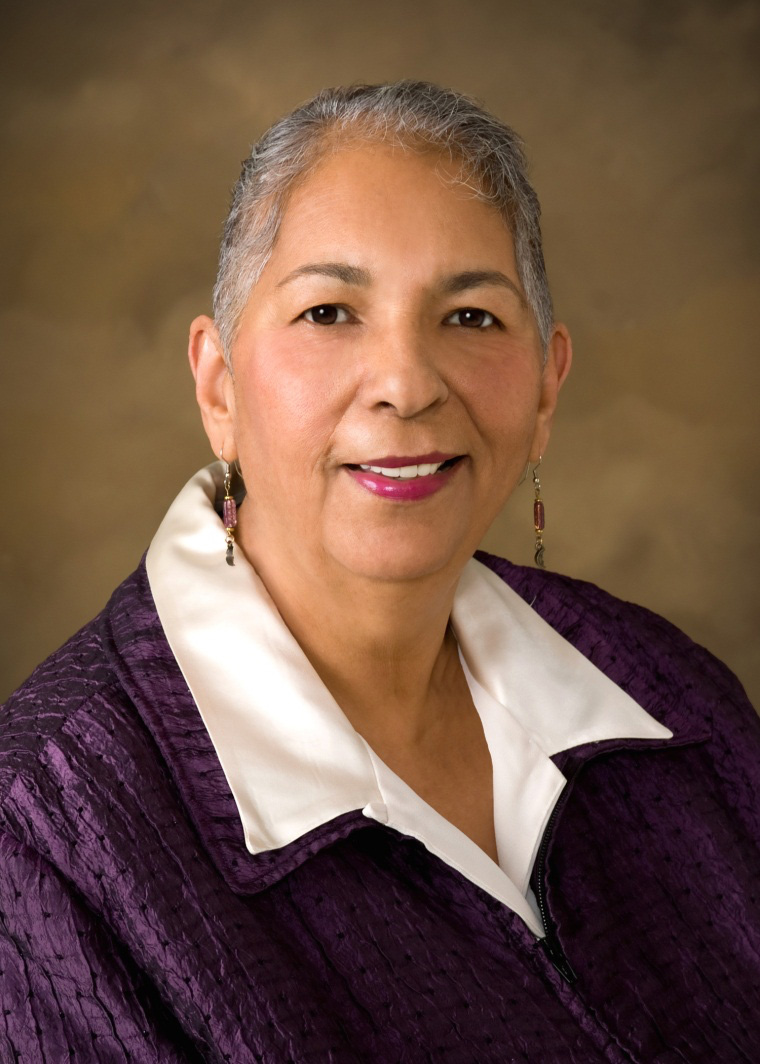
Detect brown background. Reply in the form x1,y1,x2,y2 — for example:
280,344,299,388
1,0,758,706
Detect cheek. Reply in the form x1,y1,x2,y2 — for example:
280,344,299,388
459,354,542,452
232,342,338,468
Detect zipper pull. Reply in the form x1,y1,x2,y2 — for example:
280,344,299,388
540,930,578,985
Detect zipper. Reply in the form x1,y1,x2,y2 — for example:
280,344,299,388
534,764,580,986
532,732,703,987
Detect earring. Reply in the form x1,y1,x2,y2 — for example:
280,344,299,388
220,448,237,567
532,457,546,569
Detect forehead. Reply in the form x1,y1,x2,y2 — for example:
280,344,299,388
268,140,517,274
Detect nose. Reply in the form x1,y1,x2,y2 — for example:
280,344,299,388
360,323,449,418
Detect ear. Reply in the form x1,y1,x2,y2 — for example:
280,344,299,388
188,315,238,461
529,322,573,462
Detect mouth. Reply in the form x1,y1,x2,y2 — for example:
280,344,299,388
342,453,466,502
343,454,466,480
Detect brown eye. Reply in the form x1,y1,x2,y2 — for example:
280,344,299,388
303,304,349,325
446,308,496,328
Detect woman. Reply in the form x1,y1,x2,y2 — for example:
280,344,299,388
1,81,758,1063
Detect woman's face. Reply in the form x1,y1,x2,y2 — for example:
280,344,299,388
200,142,571,584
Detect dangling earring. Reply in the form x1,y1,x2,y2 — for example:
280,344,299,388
220,448,237,567
532,457,546,569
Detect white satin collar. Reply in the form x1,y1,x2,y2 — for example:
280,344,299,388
146,464,671,936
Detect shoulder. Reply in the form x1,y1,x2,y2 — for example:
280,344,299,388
0,561,195,923
475,547,681,639
0,563,154,813
476,547,682,632
475,547,736,677
474,550,757,737
1,619,113,800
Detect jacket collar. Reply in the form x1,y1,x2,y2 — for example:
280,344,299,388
474,550,714,761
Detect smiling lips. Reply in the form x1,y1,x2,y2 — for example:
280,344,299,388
344,452,464,500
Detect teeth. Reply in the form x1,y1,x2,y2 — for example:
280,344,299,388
357,461,445,478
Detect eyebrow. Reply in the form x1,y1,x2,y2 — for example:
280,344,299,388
276,262,372,288
440,269,527,308
276,261,528,307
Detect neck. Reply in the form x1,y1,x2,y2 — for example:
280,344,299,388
238,510,464,746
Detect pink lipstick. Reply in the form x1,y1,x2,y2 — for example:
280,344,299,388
344,454,464,501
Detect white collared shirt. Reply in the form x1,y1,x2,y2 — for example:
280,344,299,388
146,464,672,938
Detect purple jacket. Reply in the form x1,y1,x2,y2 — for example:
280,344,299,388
1,552,759,1063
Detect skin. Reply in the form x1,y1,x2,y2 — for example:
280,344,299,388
190,141,572,863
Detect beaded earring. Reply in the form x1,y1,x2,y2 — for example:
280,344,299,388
532,457,546,569
220,449,237,567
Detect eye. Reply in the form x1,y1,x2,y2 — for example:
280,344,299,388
444,307,498,329
302,304,351,325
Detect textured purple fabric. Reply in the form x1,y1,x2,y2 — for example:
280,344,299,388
1,551,759,1063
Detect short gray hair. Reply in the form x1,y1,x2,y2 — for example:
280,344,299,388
213,80,554,361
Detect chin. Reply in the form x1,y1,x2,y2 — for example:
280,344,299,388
327,528,467,585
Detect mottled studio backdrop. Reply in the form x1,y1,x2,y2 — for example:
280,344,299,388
1,0,758,705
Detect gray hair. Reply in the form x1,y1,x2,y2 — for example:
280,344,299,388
213,80,554,362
